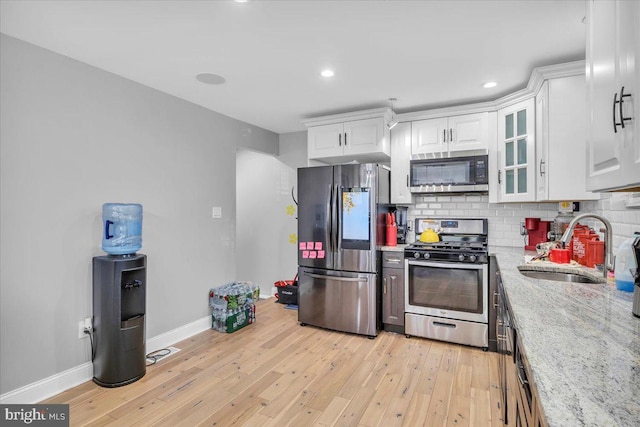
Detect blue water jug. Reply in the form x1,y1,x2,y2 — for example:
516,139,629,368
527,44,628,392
615,232,639,292
102,203,143,255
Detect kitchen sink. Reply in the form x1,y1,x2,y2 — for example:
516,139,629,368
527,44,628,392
518,270,601,284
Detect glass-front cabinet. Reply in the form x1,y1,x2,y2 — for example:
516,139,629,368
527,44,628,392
496,98,536,202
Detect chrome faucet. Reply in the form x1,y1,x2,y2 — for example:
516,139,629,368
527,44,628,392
560,213,613,277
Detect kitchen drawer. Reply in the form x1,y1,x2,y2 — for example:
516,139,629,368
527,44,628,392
382,252,404,268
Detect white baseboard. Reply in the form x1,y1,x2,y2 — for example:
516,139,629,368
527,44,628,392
0,362,94,405
145,315,211,353
0,315,211,405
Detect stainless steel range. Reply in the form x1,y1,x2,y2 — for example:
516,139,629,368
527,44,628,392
404,218,489,349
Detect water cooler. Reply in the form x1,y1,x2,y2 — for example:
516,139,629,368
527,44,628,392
92,203,146,387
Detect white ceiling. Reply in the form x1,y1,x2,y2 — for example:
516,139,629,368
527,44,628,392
0,0,586,134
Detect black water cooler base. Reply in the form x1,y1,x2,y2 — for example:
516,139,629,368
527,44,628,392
92,254,147,387
93,373,145,388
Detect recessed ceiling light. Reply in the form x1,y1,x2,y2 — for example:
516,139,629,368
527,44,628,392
234,0,250,3
321,69,335,78
196,73,226,85
483,81,497,89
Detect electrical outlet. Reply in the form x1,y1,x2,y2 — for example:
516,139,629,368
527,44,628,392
78,317,92,339
520,222,528,236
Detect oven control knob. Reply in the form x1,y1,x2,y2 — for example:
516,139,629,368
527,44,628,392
458,254,466,262
423,253,430,259
469,255,477,262
413,252,421,259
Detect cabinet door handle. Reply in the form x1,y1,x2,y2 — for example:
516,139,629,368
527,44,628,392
619,86,632,129
613,92,620,133
493,291,498,308
339,133,342,146
344,133,347,146
443,129,446,143
449,128,453,142
539,159,545,176
383,277,387,294
498,170,502,184
406,174,409,187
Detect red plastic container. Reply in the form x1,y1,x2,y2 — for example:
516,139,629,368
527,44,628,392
586,240,605,268
571,225,592,264
549,248,571,264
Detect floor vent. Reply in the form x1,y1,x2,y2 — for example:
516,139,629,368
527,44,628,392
146,346,181,365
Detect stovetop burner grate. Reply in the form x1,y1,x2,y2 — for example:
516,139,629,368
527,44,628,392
408,242,487,251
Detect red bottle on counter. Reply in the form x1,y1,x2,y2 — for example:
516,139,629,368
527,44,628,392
385,212,397,246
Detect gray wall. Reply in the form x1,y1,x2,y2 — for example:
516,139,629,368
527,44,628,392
234,132,307,298
0,34,278,394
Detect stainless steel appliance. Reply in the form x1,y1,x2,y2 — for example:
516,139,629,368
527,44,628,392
297,163,390,337
409,154,488,194
404,217,489,349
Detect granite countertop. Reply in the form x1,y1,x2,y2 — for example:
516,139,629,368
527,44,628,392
491,246,639,427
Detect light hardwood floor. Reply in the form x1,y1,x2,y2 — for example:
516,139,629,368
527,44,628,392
42,299,504,426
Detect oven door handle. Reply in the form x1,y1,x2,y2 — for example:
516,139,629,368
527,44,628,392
406,260,485,270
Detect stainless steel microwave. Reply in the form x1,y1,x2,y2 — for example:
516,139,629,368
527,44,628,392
410,155,489,194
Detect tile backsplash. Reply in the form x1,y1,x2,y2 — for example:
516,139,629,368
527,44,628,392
407,193,640,253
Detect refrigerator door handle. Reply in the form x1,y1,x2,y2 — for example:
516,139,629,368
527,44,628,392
306,273,367,282
334,184,340,253
329,183,335,252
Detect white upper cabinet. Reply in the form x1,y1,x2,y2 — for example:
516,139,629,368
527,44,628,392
343,118,385,157
535,76,599,201
307,123,344,159
448,113,490,152
390,122,412,204
585,0,640,191
411,117,448,154
305,108,391,164
412,112,488,155
495,99,536,202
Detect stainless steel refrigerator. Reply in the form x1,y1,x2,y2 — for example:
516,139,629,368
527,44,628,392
297,163,390,337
